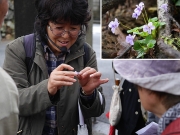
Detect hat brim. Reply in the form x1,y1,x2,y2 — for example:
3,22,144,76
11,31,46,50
113,60,180,95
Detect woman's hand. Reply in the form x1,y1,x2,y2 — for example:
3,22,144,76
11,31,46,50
77,67,109,95
47,64,77,95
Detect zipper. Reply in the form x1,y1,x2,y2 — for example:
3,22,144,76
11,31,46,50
57,86,61,135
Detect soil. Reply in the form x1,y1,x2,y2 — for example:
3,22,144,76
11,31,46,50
102,0,180,59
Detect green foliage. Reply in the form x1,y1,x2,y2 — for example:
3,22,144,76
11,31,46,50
128,17,165,58
173,0,180,6
162,35,180,50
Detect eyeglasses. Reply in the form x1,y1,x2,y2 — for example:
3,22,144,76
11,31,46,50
48,25,81,37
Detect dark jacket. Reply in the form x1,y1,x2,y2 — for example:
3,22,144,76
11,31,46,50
3,35,105,135
116,80,145,135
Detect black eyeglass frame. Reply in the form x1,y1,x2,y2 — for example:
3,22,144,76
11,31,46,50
48,25,81,37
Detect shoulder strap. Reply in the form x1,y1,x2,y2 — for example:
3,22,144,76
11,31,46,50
23,33,35,75
83,42,90,67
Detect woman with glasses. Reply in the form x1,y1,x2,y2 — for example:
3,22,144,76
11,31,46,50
3,0,109,135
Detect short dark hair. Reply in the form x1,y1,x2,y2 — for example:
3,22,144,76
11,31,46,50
137,85,180,110
34,0,91,41
153,91,180,110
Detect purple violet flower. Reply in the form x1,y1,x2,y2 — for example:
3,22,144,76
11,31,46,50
139,2,144,9
132,2,144,19
132,12,139,19
126,34,136,45
134,6,142,16
160,3,168,12
108,18,119,34
143,22,155,34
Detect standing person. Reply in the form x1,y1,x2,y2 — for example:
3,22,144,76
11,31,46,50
0,0,19,135
115,79,146,135
113,60,180,135
3,0,109,135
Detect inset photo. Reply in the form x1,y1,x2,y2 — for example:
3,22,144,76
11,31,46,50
102,0,180,59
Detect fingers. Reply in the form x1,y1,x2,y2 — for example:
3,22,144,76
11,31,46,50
99,78,109,85
78,67,96,78
78,68,103,80
50,74,77,83
78,67,109,88
50,70,77,86
48,78,75,95
48,64,78,95
55,63,74,71
90,72,109,85
48,70,77,95
49,79,76,87
53,70,77,78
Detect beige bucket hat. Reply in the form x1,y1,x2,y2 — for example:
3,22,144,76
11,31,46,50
113,60,180,95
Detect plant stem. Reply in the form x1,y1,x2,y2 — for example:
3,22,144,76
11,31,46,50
120,22,131,30
142,13,148,24
144,8,149,23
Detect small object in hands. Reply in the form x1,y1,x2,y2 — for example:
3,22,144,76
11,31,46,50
115,78,120,86
75,71,79,76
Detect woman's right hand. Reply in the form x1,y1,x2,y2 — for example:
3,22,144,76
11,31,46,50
47,64,77,95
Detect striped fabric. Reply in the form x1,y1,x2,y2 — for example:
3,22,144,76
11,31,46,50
42,44,65,135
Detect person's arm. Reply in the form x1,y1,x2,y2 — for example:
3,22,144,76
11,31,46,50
79,87,96,107
78,48,106,118
0,68,19,135
3,37,53,116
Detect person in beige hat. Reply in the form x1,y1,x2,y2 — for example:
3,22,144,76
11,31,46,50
0,0,19,135
113,60,180,135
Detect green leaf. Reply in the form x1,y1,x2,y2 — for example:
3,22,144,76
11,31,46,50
144,35,153,44
147,42,155,48
133,31,141,35
149,39,156,44
153,22,159,28
127,27,141,33
133,41,142,50
159,22,166,26
176,0,180,6
149,17,158,23
139,32,149,37
137,51,145,58
167,39,174,45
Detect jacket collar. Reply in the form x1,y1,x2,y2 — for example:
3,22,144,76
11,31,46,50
158,102,180,134
34,38,49,78
65,35,86,64
32,35,86,77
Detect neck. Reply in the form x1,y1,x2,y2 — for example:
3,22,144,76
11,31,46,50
151,104,167,118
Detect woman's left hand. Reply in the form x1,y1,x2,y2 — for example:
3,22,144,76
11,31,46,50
77,67,109,95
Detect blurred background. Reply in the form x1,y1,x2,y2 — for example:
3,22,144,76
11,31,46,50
0,0,100,40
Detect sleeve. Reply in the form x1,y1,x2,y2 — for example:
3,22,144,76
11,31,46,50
79,46,106,118
80,88,96,107
0,68,19,135
3,38,53,116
